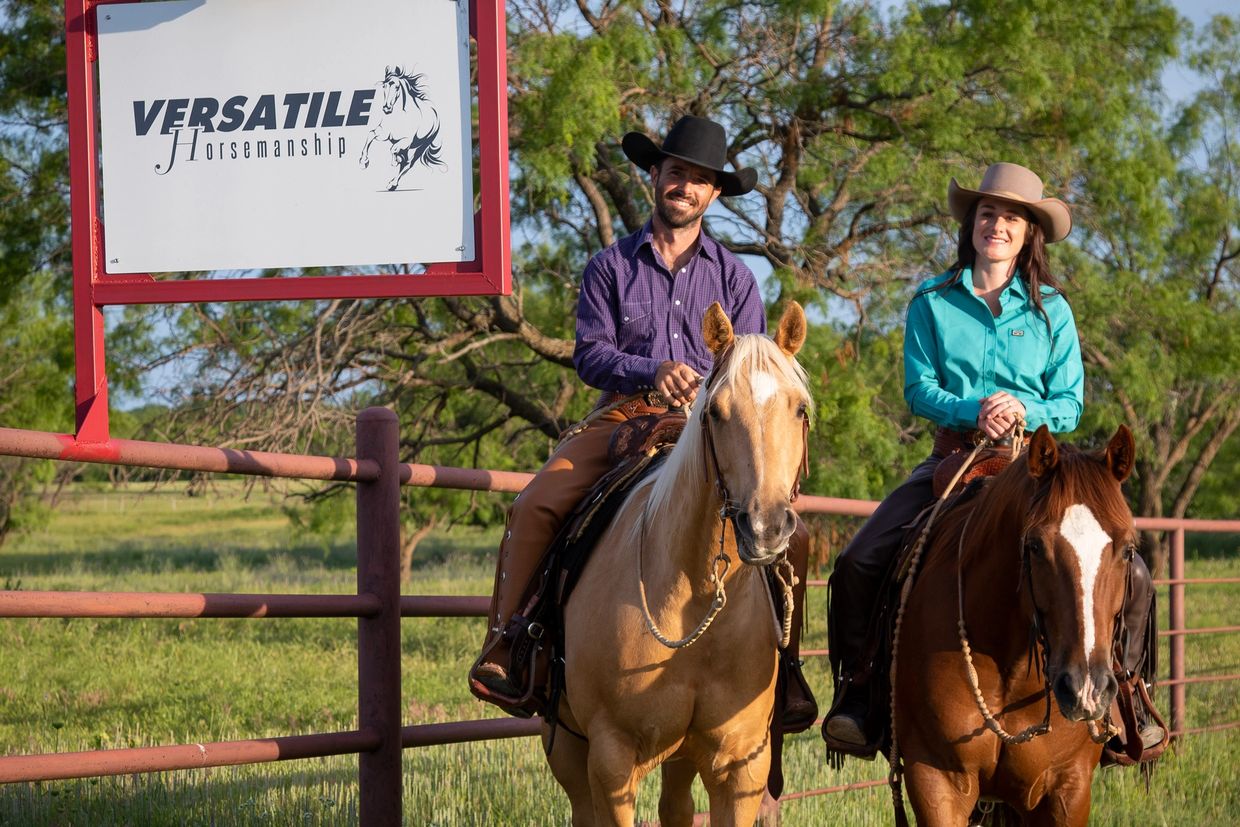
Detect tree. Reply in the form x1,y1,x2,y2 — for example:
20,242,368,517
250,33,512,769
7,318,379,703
1069,14,1240,572
4,1,1220,557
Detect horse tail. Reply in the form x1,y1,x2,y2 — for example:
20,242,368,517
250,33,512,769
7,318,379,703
420,121,446,168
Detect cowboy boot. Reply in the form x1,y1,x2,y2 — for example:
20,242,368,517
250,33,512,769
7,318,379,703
469,505,544,699
779,521,819,732
1121,553,1166,751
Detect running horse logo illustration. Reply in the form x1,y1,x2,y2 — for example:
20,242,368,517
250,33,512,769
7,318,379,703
359,66,445,191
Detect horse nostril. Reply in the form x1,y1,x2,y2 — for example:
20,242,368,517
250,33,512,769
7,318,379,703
1102,670,1119,701
783,507,797,533
734,512,753,539
1054,671,1078,701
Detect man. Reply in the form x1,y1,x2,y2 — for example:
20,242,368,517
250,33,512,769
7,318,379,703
469,115,817,731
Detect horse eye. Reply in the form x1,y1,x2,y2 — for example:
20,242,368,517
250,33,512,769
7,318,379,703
1024,537,1044,558
709,403,722,422
796,401,808,419
1121,544,1136,562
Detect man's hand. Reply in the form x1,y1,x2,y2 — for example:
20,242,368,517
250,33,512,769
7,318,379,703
655,361,704,407
977,391,1026,440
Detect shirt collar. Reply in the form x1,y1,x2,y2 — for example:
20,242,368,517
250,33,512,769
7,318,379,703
955,266,1029,300
636,220,717,264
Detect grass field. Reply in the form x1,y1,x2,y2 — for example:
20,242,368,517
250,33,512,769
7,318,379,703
0,481,1237,825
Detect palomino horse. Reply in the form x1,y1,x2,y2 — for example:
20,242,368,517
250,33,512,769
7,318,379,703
892,425,1138,826
545,301,813,826
358,65,444,191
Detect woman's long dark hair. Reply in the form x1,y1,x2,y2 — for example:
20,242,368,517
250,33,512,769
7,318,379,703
922,200,1064,334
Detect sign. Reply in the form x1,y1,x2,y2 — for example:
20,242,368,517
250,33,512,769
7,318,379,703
96,0,474,273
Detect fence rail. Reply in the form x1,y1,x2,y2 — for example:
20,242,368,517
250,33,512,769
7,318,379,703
0,413,1237,824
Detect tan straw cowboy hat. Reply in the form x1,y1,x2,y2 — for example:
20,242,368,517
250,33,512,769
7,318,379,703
948,162,1072,243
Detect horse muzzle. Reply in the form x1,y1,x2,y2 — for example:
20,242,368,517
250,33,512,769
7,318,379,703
1052,665,1118,722
732,510,794,566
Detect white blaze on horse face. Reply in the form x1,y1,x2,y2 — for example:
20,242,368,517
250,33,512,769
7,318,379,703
749,371,779,408
1059,503,1110,663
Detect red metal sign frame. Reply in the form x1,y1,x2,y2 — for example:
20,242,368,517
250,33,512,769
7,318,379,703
66,0,511,441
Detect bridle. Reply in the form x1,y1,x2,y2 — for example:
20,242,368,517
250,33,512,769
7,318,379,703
637,345,810,651
698,346,811,520
885,433,1120,825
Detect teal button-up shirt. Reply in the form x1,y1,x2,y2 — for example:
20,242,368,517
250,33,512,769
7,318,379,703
903,268,1084,433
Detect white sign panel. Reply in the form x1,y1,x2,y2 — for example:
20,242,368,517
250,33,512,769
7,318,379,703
96,0,474,273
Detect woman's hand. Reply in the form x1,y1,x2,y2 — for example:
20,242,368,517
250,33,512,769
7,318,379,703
977,392,1026,440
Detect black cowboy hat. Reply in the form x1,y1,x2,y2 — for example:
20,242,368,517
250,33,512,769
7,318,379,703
621,115,757,197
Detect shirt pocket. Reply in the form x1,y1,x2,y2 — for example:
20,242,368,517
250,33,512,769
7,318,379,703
619,300,654,342
1002,325,1051,375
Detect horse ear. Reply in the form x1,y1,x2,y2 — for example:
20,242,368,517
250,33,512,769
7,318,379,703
773,301,807,357
703,302,734,354
1027,425,1059,479
1104,424,1136,483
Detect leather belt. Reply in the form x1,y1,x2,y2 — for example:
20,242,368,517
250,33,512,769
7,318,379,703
933,426,1013,458
598,391,670,419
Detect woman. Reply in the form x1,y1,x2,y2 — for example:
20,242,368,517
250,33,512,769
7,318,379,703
822,162,1159,753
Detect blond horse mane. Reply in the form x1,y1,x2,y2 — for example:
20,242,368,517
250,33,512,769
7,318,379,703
637,333,813,528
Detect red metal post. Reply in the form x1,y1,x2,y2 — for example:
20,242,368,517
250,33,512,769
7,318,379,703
65,0,109,442
356,407,403,825
1169,527,1186,736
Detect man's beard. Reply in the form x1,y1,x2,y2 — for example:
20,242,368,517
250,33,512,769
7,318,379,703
655,189,709,229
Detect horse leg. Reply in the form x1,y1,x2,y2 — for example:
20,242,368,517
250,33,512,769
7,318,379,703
657,757,697,827
1026,771,1093,827
695,741,770,827
544,723,595,827
585,729,645,826
902,763,978,827
359,130,378,168
387,154,416,190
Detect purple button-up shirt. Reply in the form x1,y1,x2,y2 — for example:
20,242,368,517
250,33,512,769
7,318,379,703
573,221,766,394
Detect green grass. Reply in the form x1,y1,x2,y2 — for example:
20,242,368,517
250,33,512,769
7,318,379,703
0,482,1237,824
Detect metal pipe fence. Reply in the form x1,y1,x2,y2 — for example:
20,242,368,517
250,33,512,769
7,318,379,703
0,412,1237,824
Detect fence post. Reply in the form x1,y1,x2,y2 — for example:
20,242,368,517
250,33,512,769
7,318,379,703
357,407,402,825
1168,527,1186,737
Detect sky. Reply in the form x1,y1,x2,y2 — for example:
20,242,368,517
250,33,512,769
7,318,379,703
1164,0,1228,101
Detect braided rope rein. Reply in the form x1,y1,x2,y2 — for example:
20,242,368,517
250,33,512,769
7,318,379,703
637,500,732,649
773,556,795,650
887,423,1118,820
887,431,1031,818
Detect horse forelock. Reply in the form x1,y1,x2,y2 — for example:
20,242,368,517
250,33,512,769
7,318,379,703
1031,447,1135,543
714,334,813,418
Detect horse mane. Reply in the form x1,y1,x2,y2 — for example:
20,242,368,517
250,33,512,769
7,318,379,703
384,66,428,109
642,333,813,523
949,441,1134,569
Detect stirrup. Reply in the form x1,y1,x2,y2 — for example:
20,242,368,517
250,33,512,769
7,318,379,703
780,658,819,733
470,661,519,698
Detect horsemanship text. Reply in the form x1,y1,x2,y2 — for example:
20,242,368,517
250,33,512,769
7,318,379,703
133,91,374,175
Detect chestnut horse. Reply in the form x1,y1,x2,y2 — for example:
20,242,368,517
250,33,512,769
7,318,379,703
892,425,1138,826
545,302,813,826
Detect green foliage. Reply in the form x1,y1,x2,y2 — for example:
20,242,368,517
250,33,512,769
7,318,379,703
1,0,1238,544
1066,14,1240,535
